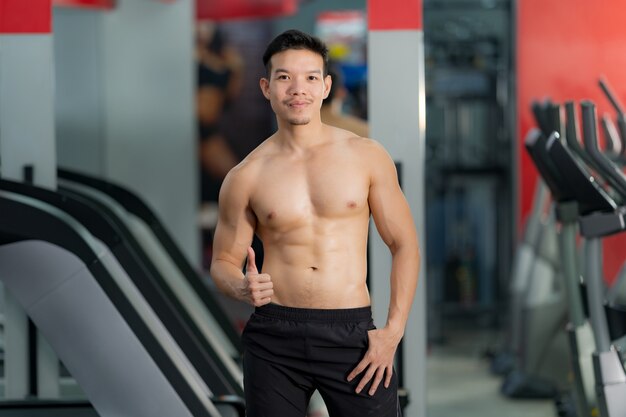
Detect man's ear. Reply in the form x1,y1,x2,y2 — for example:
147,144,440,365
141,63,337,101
323,74,332,99
259,78,271,100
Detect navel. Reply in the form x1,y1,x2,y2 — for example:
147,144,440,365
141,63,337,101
267,211,276,220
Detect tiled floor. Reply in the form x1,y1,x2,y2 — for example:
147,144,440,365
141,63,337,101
427,323,555,417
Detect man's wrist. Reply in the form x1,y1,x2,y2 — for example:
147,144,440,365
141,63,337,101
383,321,405,342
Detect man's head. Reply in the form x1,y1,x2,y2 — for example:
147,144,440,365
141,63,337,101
262,29,329,77
259,30,332,127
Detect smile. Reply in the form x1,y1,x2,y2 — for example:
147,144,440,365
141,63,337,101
286,100,311,108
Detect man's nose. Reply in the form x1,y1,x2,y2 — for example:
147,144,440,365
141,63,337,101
288,78,306,95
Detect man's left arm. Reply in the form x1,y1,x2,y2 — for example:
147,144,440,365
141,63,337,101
347,141,420,395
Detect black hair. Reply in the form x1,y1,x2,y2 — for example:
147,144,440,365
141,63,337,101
262,29,329,76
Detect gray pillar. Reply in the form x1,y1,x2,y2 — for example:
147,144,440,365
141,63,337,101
0,30,58,399
368,29,427,417
54,0,198,264
0,35,56,187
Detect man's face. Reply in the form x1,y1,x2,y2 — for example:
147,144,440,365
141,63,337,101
260,49,331,126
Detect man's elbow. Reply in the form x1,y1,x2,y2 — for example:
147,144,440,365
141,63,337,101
389,234,419,256
403,243,421,263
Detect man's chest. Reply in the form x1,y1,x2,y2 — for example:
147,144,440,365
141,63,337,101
250,162,370,227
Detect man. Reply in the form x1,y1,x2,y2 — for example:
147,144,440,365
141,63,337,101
210,29,420,417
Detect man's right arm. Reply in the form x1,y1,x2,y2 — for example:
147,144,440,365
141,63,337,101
210,167,274,306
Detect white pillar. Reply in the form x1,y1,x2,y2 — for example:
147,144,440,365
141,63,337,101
368,2,426,416
0,0,58,399
0,35,56,188
53,0,198,264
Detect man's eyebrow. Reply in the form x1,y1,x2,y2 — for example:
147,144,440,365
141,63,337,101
273,68,322,74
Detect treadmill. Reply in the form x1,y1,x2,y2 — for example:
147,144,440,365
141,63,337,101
57,168,241,348
525,126,614,417
575,101,626,417
0,178,244,402
501,101,569,400
0,177,246,411
57,169,242,356
0,190,230,416
525,100,626,417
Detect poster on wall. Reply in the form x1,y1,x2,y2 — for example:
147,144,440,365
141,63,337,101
316,10,368,118
316,10,367,87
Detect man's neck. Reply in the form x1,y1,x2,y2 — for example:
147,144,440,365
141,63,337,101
275,119,328,151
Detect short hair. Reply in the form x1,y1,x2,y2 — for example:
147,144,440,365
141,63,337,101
262,29,329,76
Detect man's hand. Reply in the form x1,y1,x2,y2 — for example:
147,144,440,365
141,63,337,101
347,327,402,396
242,247,273,306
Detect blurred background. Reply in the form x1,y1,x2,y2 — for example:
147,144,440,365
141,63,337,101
2,0,626,416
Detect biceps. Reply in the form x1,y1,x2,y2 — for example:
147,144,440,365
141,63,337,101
212,214,255,266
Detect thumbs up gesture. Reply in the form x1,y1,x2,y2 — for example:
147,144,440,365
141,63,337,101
243,247,273,307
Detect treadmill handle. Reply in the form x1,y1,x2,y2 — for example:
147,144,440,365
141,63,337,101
581,101,626,198
565,101,597,170
598,77,626,161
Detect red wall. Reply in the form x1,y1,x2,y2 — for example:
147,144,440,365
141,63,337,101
518,0,626,284
196,0,296,21
54,0,114,9
0,0,51,33
368,0,422,30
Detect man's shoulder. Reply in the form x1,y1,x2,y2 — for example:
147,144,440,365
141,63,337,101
340,133,388,157
337,135,395,177
226,158,259,185
219,157,263,208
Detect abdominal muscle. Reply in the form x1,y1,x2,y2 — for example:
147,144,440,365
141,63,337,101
257,221,371,309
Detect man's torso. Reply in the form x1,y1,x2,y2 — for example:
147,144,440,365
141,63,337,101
242,127,374,308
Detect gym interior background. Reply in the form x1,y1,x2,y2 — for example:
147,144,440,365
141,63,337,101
1,0,626,416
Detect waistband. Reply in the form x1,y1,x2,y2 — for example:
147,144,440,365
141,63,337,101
255,303,372,323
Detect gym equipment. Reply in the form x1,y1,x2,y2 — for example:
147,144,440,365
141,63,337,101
564,101,597,175
565,98,626,307
500,102,570,399
54,172,243,374
526,100,626,417
57,168,242,356
581,102,626,199
599,77,626,164
577,101,626,417
0,190,237,416
490,178,548,376
489,100,554,376
525,127,613,417
0,178,244,400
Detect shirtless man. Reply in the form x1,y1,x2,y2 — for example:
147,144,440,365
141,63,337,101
210,29,420,417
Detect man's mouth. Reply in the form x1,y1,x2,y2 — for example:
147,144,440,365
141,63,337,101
287,100,310,108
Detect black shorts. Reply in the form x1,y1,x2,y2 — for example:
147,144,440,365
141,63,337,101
242,303,401,417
